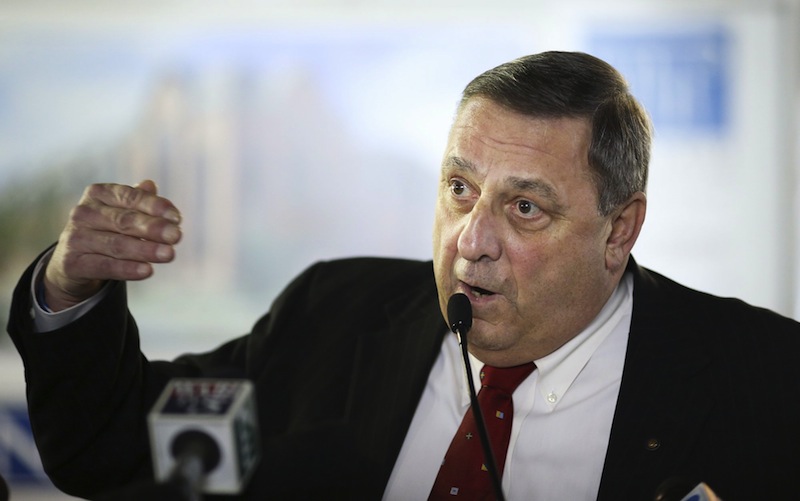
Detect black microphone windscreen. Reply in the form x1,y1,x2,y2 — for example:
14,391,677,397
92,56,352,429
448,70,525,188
447,293,472,334
170,429,222,473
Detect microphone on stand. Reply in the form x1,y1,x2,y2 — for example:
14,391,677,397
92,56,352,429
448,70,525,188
447,293,505,501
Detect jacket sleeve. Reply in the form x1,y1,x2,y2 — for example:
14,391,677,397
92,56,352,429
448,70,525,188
5,249,249,498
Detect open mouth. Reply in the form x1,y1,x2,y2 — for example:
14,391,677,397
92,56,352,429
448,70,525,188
469,285,495,298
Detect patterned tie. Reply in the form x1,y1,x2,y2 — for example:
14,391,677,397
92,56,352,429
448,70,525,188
429,362,536,500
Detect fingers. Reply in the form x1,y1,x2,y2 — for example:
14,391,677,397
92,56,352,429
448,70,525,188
87,182,181,227
57,241,157,281
64,227,177,271
75,181,182,256
42,181,184,310
71,202,181,246
135,179,158,194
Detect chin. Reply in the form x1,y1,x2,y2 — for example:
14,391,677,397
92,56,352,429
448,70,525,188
468,347,526,368
468,332,516,358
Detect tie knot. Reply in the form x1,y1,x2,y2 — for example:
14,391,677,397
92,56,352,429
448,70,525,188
480,362,536,395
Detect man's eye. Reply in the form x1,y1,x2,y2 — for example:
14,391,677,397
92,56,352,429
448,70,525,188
450,180,467,196
516,200,541,217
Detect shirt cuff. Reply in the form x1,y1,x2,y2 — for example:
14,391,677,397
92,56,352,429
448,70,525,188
30,249,112,333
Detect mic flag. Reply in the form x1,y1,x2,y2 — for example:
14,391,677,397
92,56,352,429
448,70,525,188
680,482,723,501
148,378,260,495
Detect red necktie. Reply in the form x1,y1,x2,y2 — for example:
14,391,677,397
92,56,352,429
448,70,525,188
429,362,536,500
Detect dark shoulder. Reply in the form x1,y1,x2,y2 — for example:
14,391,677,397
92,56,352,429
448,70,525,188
265,257,436,325
309,256,434,290
304,257,435,311
634,262,798,329
631,260,800,361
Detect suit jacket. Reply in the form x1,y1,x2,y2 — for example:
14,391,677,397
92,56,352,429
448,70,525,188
7,253,800,500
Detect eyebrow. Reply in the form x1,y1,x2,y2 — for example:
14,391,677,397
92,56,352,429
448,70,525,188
442,155,565,211
442,155,475,173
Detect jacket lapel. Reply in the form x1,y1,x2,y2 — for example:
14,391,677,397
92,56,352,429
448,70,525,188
345,274,448,494
245,260,448,499
597,259,713,500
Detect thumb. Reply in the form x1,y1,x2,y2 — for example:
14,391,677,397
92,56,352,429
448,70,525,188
134,179,158,195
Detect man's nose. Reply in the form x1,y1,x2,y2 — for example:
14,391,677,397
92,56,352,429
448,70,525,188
457,200,502,262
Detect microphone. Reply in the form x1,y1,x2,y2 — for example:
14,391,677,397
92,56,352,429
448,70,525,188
679,483,722,501
447,293,505,501
654,478,723,501
447,292,473,339
148,378,260,499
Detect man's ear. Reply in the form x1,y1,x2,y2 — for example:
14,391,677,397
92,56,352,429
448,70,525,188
605,191,647,272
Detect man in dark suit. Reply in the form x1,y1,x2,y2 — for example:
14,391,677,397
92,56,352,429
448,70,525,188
7,51,800,500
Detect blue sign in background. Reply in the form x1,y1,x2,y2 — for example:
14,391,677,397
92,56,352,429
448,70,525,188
589,25,730,135
0,403,49,485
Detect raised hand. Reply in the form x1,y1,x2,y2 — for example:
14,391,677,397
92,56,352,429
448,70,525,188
42,180,182,311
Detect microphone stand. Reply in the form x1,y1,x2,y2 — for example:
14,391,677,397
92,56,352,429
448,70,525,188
449,293,505,501
456,324,506,501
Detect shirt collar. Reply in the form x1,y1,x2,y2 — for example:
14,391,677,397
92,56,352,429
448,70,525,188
458,272,633,408
532,272,633,411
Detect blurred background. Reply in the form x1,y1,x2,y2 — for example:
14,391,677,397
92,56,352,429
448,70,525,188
1,0,798,498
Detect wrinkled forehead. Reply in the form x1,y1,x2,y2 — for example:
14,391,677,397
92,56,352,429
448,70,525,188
447,98,593,169
452,97,590,142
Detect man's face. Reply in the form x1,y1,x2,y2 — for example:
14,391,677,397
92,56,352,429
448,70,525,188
432,97,622,366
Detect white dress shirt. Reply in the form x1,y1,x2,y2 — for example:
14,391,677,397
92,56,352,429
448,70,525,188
383,273,633,500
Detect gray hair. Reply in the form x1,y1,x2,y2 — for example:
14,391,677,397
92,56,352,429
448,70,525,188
460,51,651,216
